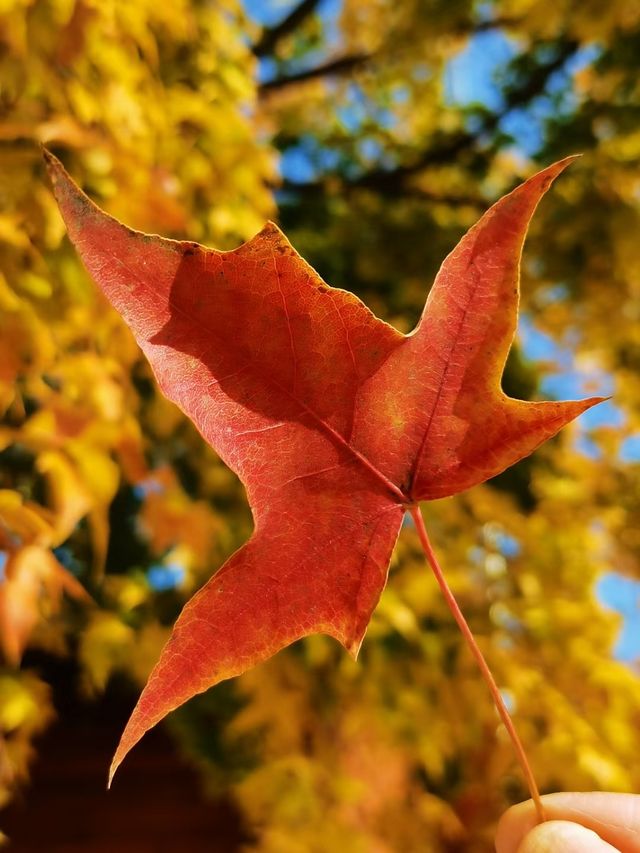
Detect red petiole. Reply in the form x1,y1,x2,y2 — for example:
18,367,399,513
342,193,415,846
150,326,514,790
409,504,546,824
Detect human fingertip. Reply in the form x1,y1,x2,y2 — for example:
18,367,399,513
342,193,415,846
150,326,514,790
516,820,620,853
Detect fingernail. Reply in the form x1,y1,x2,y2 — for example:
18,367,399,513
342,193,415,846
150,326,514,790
517,820,619,852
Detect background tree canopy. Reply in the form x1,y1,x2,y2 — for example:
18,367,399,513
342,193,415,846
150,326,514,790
1,0,639,849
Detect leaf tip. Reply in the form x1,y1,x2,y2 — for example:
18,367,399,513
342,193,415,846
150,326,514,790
345,634,363,662
552,393,610,435
40,144,55,165
556,152,583,166
582,394,610,411
108,741,128,790
42,147,92,216
41,146,66,186
531,155,580,193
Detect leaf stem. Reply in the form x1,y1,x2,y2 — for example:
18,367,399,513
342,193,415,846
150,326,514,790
408,504,545,824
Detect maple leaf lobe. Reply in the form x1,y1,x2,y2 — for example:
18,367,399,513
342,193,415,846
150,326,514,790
43,150,604,787
350,157,604,500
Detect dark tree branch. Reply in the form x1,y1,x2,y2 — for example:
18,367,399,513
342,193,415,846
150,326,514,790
278,177,484,206
278,40,579,197
351,133,474,193
259,52,371,93
256,17,521,95
253,0,321,58
501,41,578,111
457,15,523,34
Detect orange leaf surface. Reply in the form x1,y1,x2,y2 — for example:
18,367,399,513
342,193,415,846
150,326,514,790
44,151,604,784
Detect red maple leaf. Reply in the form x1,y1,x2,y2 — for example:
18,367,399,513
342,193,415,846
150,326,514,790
45,151,603,802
